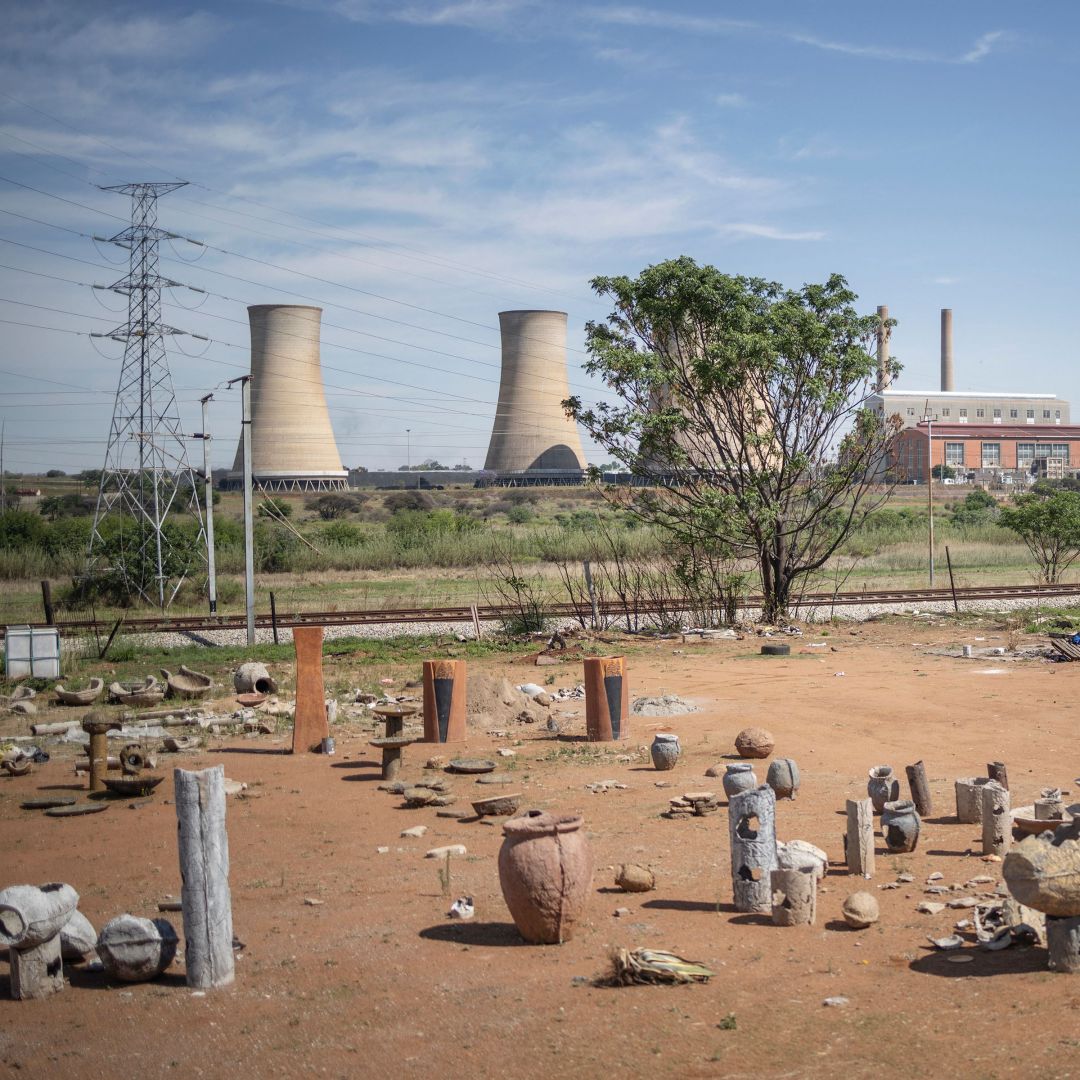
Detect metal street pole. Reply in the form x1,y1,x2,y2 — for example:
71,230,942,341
406,427,413,488
199,394,218,615
926,415,935,587
228,375,256,645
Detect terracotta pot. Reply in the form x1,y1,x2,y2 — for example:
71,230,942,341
650,733,680,771
722,763,757,799
867,765,899,814
498,810,593,944
881,800,921,853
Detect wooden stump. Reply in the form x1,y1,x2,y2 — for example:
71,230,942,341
175,766,235,989
845,798,875,879
770,868,816,926
955,777,991,824
728,785,777,913
584,656,628,742
1047,916,1080,973
9,937,63,1000
423,660,467,743
982,780,1011,856
292,626,329,754
905,760,933,817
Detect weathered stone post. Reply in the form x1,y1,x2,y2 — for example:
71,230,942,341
728,785,777,913
981,780,1011,857
770,867,816,926
175,765,235,989
845,798,875,879
423,659,467,743
292,626,329,753
905,760,933,817
955,776,991,824
584,656,628,742
987,760,1009,791
1047,916,1080,973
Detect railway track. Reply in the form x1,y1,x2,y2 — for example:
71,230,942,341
4,581,1080,640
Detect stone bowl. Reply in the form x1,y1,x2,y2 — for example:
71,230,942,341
236,692,268,708
403,787,437,807
1011,804,1074,835
102,775,165,798
447,759,497,774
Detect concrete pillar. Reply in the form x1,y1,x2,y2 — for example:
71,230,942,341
423,660,467,743
940,308,954,392
845,798,875,879
770,867,816,926
981,780,1010,856
292,626,329,753
584,656,628,742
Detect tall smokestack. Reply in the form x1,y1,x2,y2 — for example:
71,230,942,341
940,308,954,392
484,310,587,472
876,305,890,390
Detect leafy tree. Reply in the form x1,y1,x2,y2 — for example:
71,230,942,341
951,488,998,527
999,489,1080,583
306,493,358,520
40,493,94,520
931,464,956,480
385,490,434,513
565,258,902,622
257,497,293,519
45,469,66,478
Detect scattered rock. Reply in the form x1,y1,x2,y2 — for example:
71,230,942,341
497,748,516,758
897,873,915,884
303,898,324,907
425,757,447,770
927,935,964,950
947,897,979,909
376,846,390,854
613,907,631,918
631,694,699,717
447,897,474,920
401,825,428,838
841,891,880,929
823,996,850,1008
927,872,944,883
734,727,775,759
704,764,724,778
437,808,469,819
917,902,946,915
615,864,655,893
426,845,467,859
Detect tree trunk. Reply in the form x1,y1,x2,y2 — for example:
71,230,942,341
174,766,235,989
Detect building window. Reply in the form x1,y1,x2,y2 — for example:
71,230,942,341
942,407,950,417
976,408,984,418
1017,443,1035,464
1056,410,1062,420
1044,409,1052,419
1010,409,1018,418
959,408,967,417
907,408,915,416
1027,409,1035,419
945,442,965,465
1053,444,1070,464
994,408,1002,417
981,443,1001,467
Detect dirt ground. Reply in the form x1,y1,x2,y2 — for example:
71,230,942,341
3,617,1080,1079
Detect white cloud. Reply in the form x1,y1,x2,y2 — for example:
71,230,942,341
719,223,825,242
714,92,747,108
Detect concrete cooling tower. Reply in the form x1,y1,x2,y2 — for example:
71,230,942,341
229,305,348,491
483,310,587,472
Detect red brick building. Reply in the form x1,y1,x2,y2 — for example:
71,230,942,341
892,423,1080,482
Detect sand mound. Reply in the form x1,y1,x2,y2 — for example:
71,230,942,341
466,674,545,725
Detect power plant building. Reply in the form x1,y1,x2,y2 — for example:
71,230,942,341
483,310,587,475
226,305,348,492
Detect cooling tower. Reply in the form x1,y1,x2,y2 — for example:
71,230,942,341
229,305,348,491
483,310,587,472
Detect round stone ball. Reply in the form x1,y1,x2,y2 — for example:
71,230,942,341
615,863,656,893
841,891,880,929
734,727,775,759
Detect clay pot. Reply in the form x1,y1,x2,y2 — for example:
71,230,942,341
0,883,79,948
867,765,899,814
766,757,800,800
881,799,921,853
650,733,681,771
722,763,757,799
97,914,178,982
498,810,593,944
734,727,774,759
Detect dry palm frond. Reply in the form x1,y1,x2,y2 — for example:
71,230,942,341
594,947,714,987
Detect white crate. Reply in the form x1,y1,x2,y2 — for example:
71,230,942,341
4,625,61,679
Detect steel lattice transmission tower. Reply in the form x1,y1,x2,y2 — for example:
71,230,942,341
87,181,206,609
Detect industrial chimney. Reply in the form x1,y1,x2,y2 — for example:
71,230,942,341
876,305,891,390
229,305,348,491
940,308,954,392
483,310,587,472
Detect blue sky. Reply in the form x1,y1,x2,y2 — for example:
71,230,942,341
0,1,1075,473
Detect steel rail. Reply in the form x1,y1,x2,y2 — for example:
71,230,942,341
4,581,1080,640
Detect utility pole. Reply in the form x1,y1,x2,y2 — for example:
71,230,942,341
87,181,205,608
198,394,218,615
406,427,412,487
924,404,935,587
0,421,5,514
229,375,256,645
